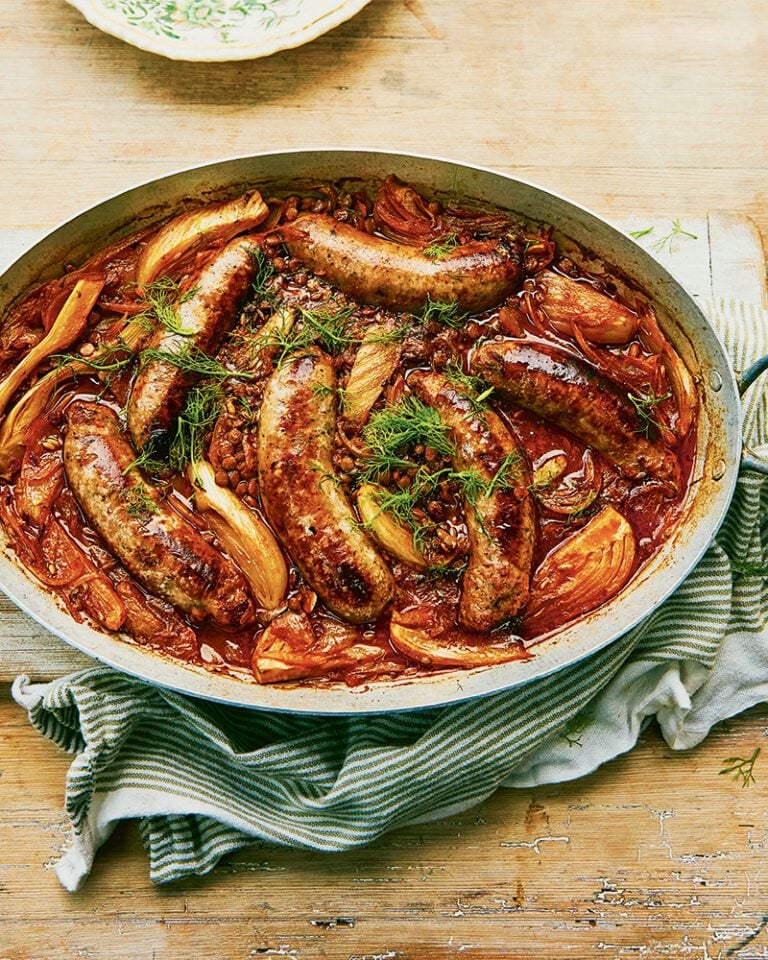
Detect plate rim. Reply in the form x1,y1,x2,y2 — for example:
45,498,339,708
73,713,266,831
64,0,374,62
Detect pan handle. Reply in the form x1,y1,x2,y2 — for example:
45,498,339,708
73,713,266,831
737,354,768,476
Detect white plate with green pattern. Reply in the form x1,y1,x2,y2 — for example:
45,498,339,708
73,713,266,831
66,0,373,61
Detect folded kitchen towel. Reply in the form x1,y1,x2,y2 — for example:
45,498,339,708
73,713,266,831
12,297,768,891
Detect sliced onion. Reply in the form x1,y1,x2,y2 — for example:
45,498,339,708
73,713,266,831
136,190,269,290
533,450,602,516
0,276,104,421
356,483,427,569
539,272,639,344
525,505,636,637
15,442,63,527
638,307,697,437
0,312,149,479
373,175,439,245
252,610,382,683
389,608,527,668
190,460,287,610
343,322,402,428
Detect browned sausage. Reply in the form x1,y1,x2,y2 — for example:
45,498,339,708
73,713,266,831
471,340,681,490
63,400,256,628
281,214,522,314
127,237,257,450
409,371,535,631
257,348,395,623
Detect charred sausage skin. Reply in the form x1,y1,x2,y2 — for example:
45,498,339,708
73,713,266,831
409,371,535,631
257,348,395,624
127,237,257,450
282,214,523,314
471,340,681,490
64,401,256,628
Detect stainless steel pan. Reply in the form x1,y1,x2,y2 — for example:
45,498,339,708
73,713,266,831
1,149,765,714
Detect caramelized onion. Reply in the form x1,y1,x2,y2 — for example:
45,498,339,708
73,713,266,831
525,505,636,637
0,276,104,421
389,608,527,668
343,322,402,428
15,439,63,527
539,272,639,345
0,312,149,478
639,307,697,438
373,175,440,245
190,460,287,610
135,190,269,290
252,610,382,683
356,483,427,568
532,450,602,516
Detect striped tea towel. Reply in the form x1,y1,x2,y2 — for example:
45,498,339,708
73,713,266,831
13,298,768,891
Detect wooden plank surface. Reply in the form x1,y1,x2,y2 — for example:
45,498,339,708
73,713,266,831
2,687,768,959
1,0,767,957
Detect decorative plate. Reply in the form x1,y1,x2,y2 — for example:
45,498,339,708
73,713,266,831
65,0,374,61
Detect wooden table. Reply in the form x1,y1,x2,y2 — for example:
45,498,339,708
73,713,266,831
1,2,767,957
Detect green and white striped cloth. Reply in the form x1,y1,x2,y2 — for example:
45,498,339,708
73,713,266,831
13,298,768,891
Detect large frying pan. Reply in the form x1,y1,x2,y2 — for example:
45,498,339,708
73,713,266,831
0,149,765,714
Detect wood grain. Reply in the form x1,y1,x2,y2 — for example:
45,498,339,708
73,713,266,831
0,0,767,239
1,0,767,955
2,687,768,958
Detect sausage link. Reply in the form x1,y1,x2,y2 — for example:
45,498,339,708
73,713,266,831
64,400,256,628
471,340,681,490
257,348,395,623
282,214,522,314
409,371,535,631
127,237,257,450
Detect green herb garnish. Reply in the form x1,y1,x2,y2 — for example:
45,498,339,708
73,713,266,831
299,304,357,353
366,322,411,346
124,481,159,517
252,302,357,365
311,383,337,400
249,246,276,300
142,276,197,336
417,294,468,330
361,397,456,480
629,226,655,240
423,232,460,259
54,340,135,383
141,344,253,381
627,388,673,438
169,382,224,472
651,219,698,254
443,362,495,411
719,747,760,788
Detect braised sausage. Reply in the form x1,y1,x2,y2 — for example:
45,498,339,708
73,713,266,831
63,400,256,628
257,348,395,623
409,371,535,631
282,214,523,314
471,340,681,490
127,237,257,450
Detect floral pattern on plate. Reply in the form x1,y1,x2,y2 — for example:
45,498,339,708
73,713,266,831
67,0,372,60
101,1,304,44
